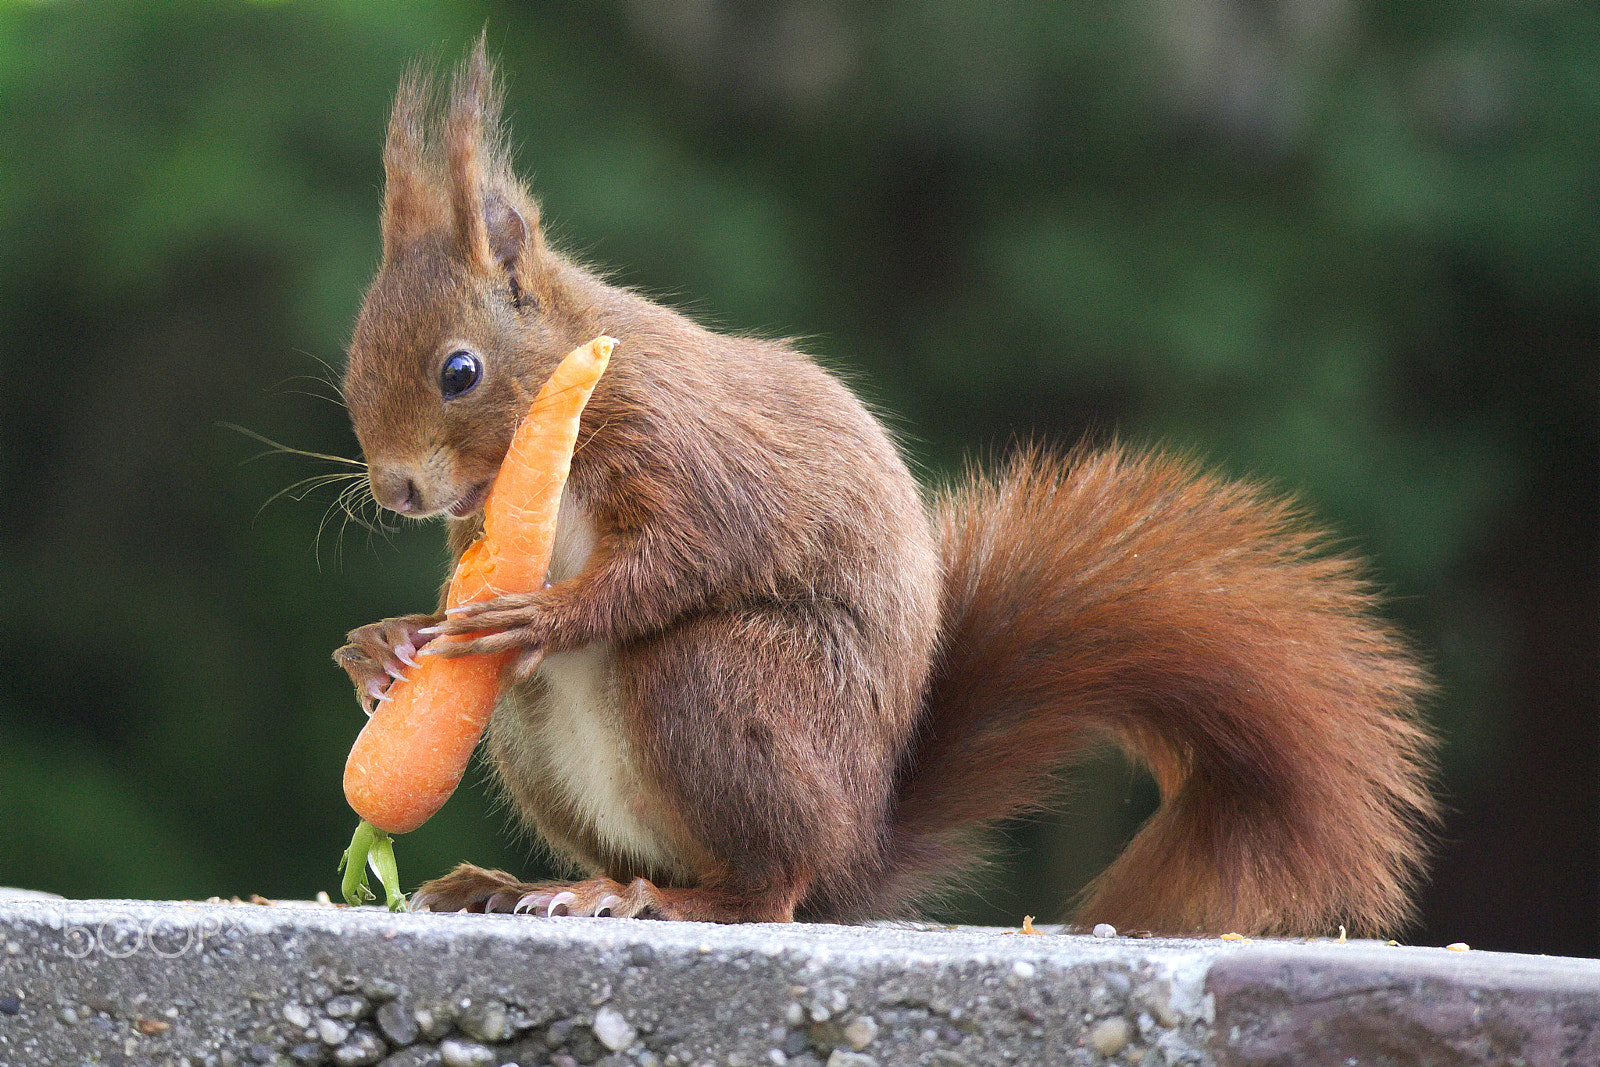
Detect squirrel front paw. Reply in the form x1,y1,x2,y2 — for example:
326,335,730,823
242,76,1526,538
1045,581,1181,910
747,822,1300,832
333,613,441,715
417,591,554,678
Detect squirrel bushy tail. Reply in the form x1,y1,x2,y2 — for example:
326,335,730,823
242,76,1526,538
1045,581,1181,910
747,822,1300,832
886,444,1436,936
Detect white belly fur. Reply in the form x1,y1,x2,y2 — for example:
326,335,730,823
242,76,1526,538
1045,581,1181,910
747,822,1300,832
521,490,677,873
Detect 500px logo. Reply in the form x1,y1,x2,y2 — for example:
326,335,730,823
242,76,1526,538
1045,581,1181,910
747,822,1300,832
55,907,244,960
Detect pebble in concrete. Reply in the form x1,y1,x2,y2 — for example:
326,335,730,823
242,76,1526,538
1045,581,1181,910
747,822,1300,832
840,1015,878,1051
1086,1015,1131,1056
332,1024,386,1066
325,994,369,1020
438,1036,496,1067
456,998,511,1043
375,1048,440,1067
592,1005,637,1051
413,1003,454,1041
318,1016,354,1045
825,1052,878,1067
362,977,402,1002
375,999,419,1045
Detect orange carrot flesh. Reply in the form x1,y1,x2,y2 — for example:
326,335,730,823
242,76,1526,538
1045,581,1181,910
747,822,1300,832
343,335,614,835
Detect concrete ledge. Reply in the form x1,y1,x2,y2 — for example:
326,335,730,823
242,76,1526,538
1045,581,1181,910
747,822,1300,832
0,898,1596,1066
1208,940,1600,1066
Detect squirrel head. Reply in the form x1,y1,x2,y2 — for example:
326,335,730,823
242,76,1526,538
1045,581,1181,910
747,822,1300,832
344,37,577,520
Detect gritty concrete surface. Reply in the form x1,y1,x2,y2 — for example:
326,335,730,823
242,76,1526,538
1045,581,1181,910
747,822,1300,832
0,896,1595,1067
1207,939,1600,1066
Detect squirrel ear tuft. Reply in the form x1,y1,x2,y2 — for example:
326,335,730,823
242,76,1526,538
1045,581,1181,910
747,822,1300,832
382,33,538,277
446,34,501,272
381,63,438,259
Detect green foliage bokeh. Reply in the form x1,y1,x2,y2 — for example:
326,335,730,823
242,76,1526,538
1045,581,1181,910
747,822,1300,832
0,0,1593,953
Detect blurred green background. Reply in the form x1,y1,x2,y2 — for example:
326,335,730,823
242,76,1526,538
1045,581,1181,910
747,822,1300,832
1,0,1593,956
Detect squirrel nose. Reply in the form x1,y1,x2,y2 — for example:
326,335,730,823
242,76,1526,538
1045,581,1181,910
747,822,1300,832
370,469,423,514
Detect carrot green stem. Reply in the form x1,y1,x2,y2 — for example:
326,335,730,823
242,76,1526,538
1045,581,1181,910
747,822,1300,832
338,819,406,911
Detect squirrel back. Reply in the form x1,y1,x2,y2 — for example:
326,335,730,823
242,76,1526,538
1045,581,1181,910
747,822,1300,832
340,40,1437,936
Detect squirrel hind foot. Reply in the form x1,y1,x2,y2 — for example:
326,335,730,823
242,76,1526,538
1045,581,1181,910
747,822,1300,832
410,862,802,923
408,862,523,913
407,863,669,919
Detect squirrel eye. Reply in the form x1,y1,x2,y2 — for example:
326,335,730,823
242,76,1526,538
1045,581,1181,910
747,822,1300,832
439,350,482,399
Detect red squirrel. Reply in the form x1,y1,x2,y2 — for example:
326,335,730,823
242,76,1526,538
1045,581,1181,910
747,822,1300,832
334,42,1436,935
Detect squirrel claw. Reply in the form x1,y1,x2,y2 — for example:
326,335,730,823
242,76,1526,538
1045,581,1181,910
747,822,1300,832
482,890,522,913
336,612,441,716
361,677,391,716
510,889,574,916
511,892,545,915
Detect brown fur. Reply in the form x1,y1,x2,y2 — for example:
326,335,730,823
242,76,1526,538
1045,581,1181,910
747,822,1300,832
889,446,1437,934
335,39,1437,935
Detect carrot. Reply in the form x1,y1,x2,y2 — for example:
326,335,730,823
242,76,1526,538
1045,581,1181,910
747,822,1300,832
339,335,614,909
